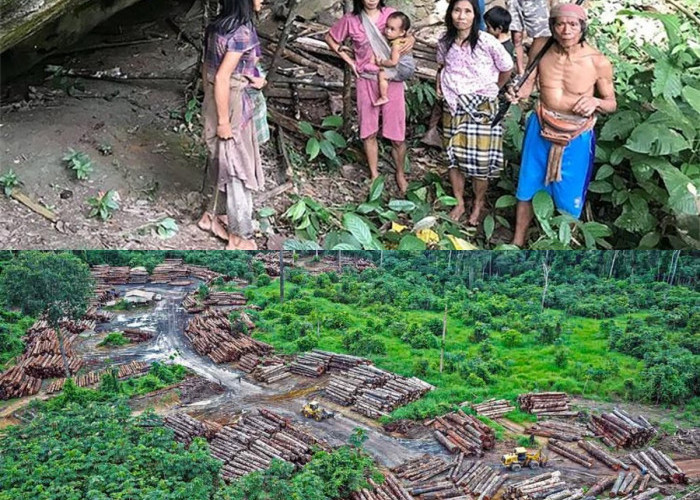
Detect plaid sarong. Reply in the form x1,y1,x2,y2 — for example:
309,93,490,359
442,94,504,179
248,88,270,145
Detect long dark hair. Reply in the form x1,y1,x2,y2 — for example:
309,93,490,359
206,0,255,38
441,0,481,51
352,0,386,16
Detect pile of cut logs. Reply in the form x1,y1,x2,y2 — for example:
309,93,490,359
577,439,629,470
547,439,594,468
117,361,150,379
588,409,657,448
605,470,659,497
84,305,113,322
0,365,42,399
129,267,149,283
349,472,414,500
91,265,131,285
628,447,686,484
502,471,573,500
252,361,291,384
151,259,189,283
185,265,224,283
204,291,247,307
325,364,393,406
426,409,496,456
164,412,208,445
289,350,333,377
525,419,594,442
238,353,261,373
92,263,224,287
46,361,152,394
182,292,204,313
209,408,330,481
471,398,515,418
122,328,154,343
254,252,290,276
518,392,575,416
19,325,83,379
354,376,434,419
185,309,272,363
454,460,505,500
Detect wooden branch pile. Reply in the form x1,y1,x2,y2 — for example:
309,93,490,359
185,309,272,363
517,392,574,417
525,420,594,442
577,440,629,471
502,471,571,500
354,376,434,419
454,460,506,500
122,328,154,343
426,410,496,456
204,291,247,307
289,350,334,377
471,398,515,418
209,408,330,481
254,252,291,276
628,447,686,484
0,365,42,399
164,412,208,445
547,439,594,468
349,472,414,500
588,409,657,448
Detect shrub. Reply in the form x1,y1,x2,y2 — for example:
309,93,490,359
98,332,129,347
256,274,271,286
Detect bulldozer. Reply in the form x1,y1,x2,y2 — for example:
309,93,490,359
501,447,548,471
301,401,335,422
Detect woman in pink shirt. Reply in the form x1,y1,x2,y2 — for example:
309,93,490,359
325,0,414,194
438,0,513,226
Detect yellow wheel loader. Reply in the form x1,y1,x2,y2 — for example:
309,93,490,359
301,401,335,421
501,447,548,471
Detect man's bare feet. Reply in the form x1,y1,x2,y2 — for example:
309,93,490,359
226,234,258,250
395,172,408,195
197,212,213,232
467,201,485,226
449,204,466,221
373,96,390,107
211,217,229,241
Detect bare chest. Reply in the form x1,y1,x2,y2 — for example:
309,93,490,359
538,51,598,95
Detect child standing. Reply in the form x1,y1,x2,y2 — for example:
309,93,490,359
484,6,515,60
370,12,415,107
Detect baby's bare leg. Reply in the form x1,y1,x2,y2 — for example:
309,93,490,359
374,69,390,107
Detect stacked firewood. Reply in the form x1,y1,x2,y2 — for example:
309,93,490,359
426,410,495,456
325,364,393,406
525,420,594,442
628,447,686,484
547,439,594,468
122,328,154,343
349,472,414,500
0,365,42,399
204,291,247,307
471,398,515,418
502,471,571,500
454,460,506,500
164,412,208,445
577,440,630,471
354,376,434,419
588,409,657,448
209,408,330,481
289,350,333,377
185,309,272,363
252,360,291,384
517,392,575,416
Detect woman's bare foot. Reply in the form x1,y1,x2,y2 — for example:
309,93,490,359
395,172,408,195
211,217,229,241
197,212,213,232
467,201,485,226
449,204,466,221
373,96,390,107
226,234,258,250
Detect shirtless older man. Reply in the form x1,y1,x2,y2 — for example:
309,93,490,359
508,3,617,247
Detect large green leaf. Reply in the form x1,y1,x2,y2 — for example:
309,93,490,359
495,195,517,208
682,85,700,115
532,191,554,221
652,59,683,100
625,123,690,156
388,199,416,212
323,130,347,148
331,243,361,250
618,10,681,48
398,234,426,250
648,101,696,143
342,213,374,248
306,138,320,160
638,232,661,249
483,215,495,241
319,140,337,160
614,205,656,233
599,111,641,141
368,176,385,202
298,121,315,136
651,162,699,215
321,115,343,128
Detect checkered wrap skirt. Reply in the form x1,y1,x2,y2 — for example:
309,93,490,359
442,94,504,179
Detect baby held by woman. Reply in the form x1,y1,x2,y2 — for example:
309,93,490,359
369,11,415,106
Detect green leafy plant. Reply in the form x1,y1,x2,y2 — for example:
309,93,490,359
298,115,347,164
0,169,20,196
405,80,437,130
155,217,178,239
87,190,120,221
284,196,334,242
62,148,93,180
98,332,129,347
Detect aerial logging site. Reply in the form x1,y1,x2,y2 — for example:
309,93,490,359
0,250,698,499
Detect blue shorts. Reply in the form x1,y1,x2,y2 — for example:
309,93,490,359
515,112,595,219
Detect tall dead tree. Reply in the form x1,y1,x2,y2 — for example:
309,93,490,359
279,250,285,304
541,250,551,311
439,304,448,373
609,250,619,279
668,250,681,285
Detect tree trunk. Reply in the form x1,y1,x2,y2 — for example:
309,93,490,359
279,250,285,304
609,250,619,279
52,320,71,378
541,250,551,311
439,304,447,374
264,0,300,90
338,250,342,272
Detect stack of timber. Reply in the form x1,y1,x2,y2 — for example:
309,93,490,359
393,455,455,484
184,265,223,283
238,353,261,373
586,475,618,497
91,264,131,285
210,408,330,481
426,410,496,456
525,420,594,442
92,284,114,304
628,447,686,484
254,252,290,276
517,392,575,416
128,267,149,284
182,292,205,313
502,471,571,500
349,472,414,500
164,413,208,445
19,324,83,379
252,360,291,384
577,440,629,470
84,305,113,322
289,350,333,377
204,291,247,307
325,364,393,406
0,365,42,399
588,409,657,448
547,439,594,468
354,375,434,419
323,350,372,372
28,318,95,335
471,398,515,418
116,360,150,379
45,361,152,394
185,309,272,363
151,259,188,283
606,470,657,497
454,460,506,499
122,328,154,343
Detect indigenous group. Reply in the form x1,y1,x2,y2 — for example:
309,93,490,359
199,0,616,249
